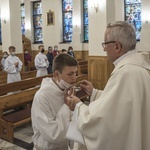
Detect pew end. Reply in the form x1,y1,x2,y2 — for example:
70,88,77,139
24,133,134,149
0,87,39,143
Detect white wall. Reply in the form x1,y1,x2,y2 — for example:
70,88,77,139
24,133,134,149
23,0,88,51
0,0,22,52
0,0,150,53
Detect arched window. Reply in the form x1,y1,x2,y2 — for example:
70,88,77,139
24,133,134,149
21,4,25,35
62,0,73,43
124,0,141,41
33,1,43,43
83,0,89,42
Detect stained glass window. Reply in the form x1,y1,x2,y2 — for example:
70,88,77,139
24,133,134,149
83,0,88,42
62,0,73,42
33,1,43,43
125,0,142,41
21,4,25,35
0,17,2,44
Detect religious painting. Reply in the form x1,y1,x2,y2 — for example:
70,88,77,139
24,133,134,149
46,10,54,25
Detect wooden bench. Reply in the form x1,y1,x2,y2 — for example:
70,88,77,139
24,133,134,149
0,74,88,143
0,74,53,96
0,87,39,143
0,70,37,85
0,71,7,76
78,60,88,75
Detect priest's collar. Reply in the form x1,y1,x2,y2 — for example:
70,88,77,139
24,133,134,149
113,49,136,66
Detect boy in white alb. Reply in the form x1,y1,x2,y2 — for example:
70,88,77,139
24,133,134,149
32,53,78,150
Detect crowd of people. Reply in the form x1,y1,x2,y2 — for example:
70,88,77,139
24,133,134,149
0,45,76,82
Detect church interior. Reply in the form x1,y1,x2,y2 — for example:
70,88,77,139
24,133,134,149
0,0,149,149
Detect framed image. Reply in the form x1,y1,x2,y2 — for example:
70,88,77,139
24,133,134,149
46,10,54,25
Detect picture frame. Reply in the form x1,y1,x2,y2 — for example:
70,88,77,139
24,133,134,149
46,10,54,25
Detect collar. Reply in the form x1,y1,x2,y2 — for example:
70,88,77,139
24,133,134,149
113,50,136,66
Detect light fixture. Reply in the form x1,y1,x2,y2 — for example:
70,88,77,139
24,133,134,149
91,0,100,13
1,12,7,24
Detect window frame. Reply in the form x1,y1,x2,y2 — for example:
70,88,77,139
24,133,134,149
33,0,43,44
124,0,142,42
62,0,73,43
83,0,89,43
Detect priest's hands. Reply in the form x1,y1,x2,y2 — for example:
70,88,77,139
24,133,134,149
64,89,80,111
79,80,94,96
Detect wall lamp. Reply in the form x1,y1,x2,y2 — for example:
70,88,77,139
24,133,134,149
91,0,100,13
1,12,7,24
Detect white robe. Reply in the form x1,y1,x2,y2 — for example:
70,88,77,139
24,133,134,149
72,52,150,150
4,55,23,83
31,78,72,150
1,58,6,71
34,52,49,77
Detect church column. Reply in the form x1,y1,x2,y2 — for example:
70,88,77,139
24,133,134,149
0,0,22,53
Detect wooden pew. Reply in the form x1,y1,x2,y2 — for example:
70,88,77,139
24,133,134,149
0,87,39,143
0,74,88,143
0,74,53,96
21,70,37,80
0,71,7,76
78,60,88,75
0,70,37,85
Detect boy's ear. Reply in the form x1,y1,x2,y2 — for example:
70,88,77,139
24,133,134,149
53,70,59,78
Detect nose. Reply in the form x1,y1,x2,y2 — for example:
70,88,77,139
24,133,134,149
72,74,77,81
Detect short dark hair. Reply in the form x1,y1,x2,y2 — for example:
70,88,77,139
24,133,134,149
68,46,73,51
9,46,15,50
48,46,52,49
38,45,44,49
53,53,78,73
61,49,67,53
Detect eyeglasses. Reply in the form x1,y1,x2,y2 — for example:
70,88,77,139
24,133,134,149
101,41,116,48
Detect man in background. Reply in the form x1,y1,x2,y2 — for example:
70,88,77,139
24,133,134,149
5,46,23,83
46,46,54,74
34,45,49,77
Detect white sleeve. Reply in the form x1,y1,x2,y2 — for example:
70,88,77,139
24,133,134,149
32,95,71,143
4,59,17,73
35,55,47,68
16,58,23,72
90,88,103,102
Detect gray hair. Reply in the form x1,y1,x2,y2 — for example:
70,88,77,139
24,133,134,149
106,21,136,52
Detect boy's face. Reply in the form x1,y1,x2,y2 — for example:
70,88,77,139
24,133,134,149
57,66,77,84
9,48,15,54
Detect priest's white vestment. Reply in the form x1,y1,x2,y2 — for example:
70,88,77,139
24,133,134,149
73,52,150,150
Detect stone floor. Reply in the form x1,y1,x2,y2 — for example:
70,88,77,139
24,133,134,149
0,123,33,150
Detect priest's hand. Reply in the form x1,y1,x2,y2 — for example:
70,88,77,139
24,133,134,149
79,80,94,96
64,90,80,111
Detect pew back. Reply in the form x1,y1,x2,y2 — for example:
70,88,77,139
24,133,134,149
0,74,88,143
0,87,39,142
0,70,37,85
0,74,53,96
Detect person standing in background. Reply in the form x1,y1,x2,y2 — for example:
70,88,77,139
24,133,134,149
1,51,8,71
53,45,59,57
46,46,54,74
24,49,32,71
34,45,49,77
5,46,23,83
67,46,75,58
